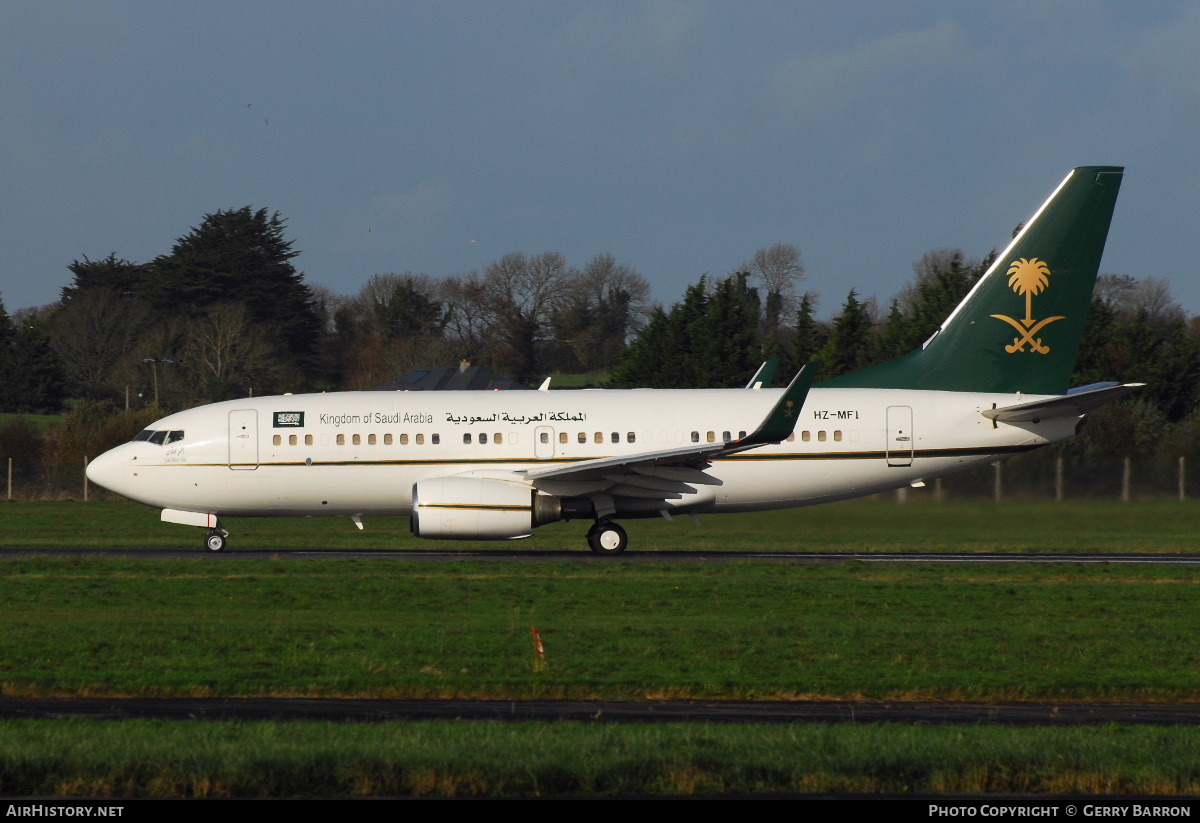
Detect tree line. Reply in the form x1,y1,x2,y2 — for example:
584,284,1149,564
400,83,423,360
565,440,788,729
2,204,1200,474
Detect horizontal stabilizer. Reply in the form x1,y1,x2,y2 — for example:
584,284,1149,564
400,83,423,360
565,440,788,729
982,383,1144,423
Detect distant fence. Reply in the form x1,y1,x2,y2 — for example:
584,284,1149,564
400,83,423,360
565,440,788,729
3,455,1199,503
893,456,1192,502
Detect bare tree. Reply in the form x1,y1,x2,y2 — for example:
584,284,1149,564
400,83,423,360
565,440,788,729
449,252,574,382
182,303,278,401
1095,274,1184,328
550,253,652,371
744,242,804,341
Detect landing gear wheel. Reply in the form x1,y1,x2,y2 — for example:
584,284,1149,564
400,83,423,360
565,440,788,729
587,521,628,555
204,530,227,553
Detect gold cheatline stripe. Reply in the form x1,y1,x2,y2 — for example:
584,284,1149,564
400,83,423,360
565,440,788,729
148,443,1037,470
417,503,531,512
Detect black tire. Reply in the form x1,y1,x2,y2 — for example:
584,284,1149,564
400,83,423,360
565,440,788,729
205,531,227,553
587,521,628,555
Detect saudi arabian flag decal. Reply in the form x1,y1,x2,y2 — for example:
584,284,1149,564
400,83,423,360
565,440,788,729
273,411,305,428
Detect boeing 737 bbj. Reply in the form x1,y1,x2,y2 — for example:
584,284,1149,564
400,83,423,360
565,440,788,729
87,166,1136,554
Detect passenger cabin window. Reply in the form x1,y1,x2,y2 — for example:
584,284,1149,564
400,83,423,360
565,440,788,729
352,434,361,446
415,434,425,445
288,434,298,446
818,431,827,442
627,432,635,443
273,435,282,446
578,432,586,444
368,434,377,445
464,433,473,444
801,431,811,442
691,431,699,443
479,433,488,445
494,433,503,445
540,432,549,444
337,434,345,445
384,434,393,445
559,432,568,444
431,434,440,445
611,432,619,444
400,434,409,445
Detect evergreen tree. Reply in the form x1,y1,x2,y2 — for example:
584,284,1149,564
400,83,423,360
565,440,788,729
607,273,761,388
780,292,824,377
819,290,874,379
6,311,66,413
146,207,322,373
61,253,146,302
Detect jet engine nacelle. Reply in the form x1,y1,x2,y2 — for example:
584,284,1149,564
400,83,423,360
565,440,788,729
411,476,534,540
410,476,595,541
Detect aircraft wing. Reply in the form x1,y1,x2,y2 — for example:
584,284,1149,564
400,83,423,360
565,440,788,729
520,364,818,500
981,382,1144,423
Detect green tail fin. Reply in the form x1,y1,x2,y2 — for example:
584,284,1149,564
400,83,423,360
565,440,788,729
822,166,1123,394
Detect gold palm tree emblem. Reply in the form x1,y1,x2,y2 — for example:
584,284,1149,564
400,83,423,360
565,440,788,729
990,257,1065,353
1007,258,1051,325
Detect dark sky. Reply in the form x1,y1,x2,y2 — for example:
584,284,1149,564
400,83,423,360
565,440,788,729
2,1,1195,317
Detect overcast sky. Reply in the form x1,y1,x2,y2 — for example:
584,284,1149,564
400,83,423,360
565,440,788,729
2,1,1196,319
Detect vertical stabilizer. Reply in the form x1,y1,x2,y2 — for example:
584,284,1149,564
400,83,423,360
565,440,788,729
823,166,1123,394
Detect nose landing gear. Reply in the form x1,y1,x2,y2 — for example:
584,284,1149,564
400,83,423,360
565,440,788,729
586,520,628,555
204,528,229,553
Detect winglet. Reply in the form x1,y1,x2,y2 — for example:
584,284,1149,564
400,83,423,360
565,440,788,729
745,359,779,389
737,362,819,447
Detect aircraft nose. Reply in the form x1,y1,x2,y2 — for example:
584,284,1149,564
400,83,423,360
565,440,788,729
86,448,126,494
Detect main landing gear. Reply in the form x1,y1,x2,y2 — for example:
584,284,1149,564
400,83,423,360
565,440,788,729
587,520,628,555
204,528,229,553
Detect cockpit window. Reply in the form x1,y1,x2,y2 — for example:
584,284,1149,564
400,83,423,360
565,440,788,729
133,429,184,445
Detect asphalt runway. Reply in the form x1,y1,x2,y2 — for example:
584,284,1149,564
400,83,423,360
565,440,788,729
5,547,1200,563
2,697,1200,725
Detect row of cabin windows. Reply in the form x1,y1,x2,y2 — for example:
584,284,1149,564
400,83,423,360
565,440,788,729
274,429,849,448
272,433,445,446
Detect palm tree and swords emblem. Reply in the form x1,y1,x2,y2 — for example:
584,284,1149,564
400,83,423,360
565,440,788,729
990,257,1065,353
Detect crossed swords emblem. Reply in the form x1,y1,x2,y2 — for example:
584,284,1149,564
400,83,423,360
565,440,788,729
989,257,1064,354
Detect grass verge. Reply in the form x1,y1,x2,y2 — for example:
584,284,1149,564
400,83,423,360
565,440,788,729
2,558,1199,700
2,720,1199,797
4,497,1200,552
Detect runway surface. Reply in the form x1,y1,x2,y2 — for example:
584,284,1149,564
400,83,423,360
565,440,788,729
4,547,1200,564
3,697,1200,725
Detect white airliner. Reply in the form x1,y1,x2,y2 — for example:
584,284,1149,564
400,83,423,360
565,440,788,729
87,166,1137,554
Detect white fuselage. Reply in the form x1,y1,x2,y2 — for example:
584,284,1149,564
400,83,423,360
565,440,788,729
86,386,1076,519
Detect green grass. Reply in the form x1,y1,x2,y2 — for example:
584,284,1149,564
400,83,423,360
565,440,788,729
0,412,62,431
5,499,1200,797
2,720,1199,797
2,558,1200,700
4,497,1200,552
